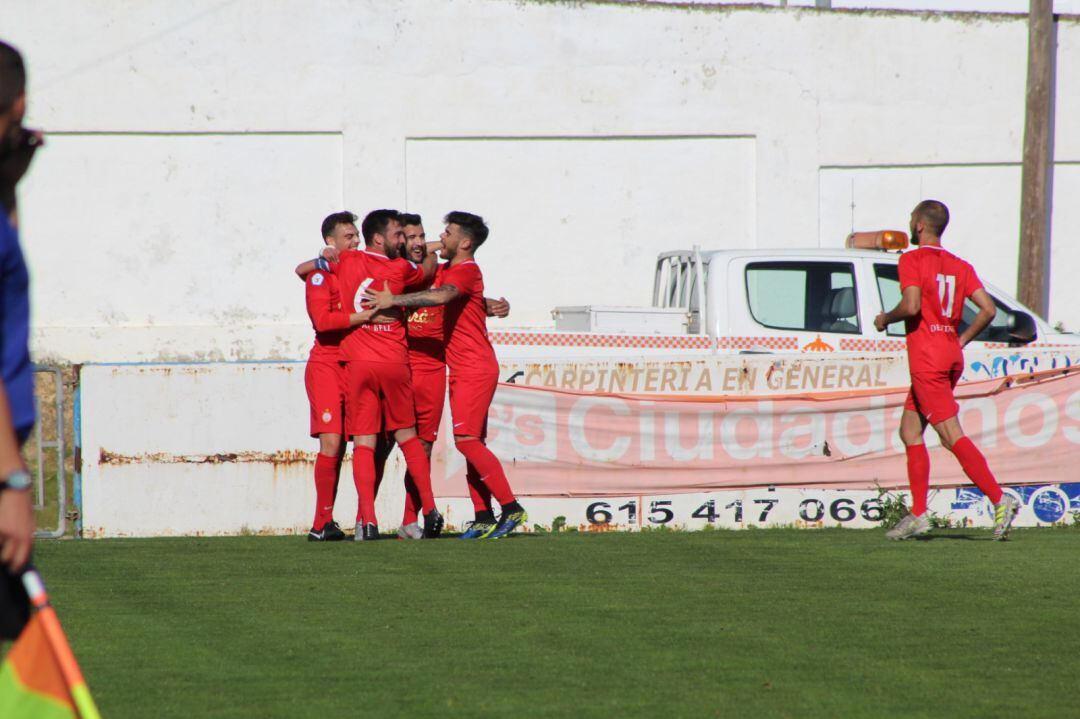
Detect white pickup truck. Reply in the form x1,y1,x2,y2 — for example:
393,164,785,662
486,242,1079,394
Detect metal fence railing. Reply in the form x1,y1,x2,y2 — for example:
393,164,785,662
31,366,67,539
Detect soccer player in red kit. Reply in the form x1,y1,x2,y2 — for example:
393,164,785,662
392,214,511,540
874,200,1020,540
303,211,374,541
367,211,526,539
296,209,444,541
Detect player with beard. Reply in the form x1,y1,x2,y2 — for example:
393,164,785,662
296,209,444,540
875,200,1020,541
390,213,510,540
302,211,395,541
366,211,526,539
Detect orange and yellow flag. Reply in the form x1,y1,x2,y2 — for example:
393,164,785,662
0,570,101,719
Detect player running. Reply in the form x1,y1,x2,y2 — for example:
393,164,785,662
391,213,510,540
366,211,526,539
874,200,1020,541
296,209,444,541
302,212,391,541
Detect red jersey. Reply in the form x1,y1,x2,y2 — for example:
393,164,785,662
304,270,350,363
436,260,498,375
406,277,446,372
898,245,983,373
329,249,427,364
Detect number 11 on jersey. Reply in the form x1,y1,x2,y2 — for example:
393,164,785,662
937,273,956,315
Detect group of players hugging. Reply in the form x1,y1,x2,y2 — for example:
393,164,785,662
295,209,526,542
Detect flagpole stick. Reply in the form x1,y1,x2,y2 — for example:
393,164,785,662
21,568,103,719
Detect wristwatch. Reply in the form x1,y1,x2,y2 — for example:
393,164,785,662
1,469,32,491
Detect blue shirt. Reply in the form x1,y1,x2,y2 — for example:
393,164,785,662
0,206,34,443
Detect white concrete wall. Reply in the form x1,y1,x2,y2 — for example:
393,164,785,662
6,0,1080,362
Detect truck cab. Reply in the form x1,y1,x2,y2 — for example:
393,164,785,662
650,246,1070,352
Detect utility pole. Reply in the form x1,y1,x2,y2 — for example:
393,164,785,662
1017,0,1055,319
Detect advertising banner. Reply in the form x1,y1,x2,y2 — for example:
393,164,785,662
433,369,1080,498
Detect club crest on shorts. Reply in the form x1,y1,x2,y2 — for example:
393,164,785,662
321,409,332,423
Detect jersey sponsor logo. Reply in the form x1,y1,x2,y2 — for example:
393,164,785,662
311,272,325,286
408,308,433,325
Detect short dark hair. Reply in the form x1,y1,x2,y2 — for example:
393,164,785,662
399,212,422,227
0,41,26,114
321,211,357,239
361,209,401,244
444,211,489,248
913,200,949,237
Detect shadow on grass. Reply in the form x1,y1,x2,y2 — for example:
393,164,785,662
913,533,988,541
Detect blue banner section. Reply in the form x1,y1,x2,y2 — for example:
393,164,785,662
951,483,1080,524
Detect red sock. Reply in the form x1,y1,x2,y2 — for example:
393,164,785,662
352,445,377,524
401,471,421,525
398,437,435,513
313,453,338,529
905,444,930,516
950,436,1003,503
455,439,515,506
466,462,493,514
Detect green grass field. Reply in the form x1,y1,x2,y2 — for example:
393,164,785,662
22,528,1080,718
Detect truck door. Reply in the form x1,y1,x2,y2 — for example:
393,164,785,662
872,263,1035,344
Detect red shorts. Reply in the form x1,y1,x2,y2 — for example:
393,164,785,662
305,360,347,437
448,372,498,439
411,368,447,443
904,363,963,424
345,361,417,436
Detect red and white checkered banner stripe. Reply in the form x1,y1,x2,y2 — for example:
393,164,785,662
488,331,713,350
839,338,907,352
716,336,799,351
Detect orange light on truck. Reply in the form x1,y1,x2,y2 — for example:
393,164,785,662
845,230,909,251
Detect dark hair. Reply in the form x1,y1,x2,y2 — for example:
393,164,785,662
399,212,422,227
0,41,26,114
321,211,357,239
913,200,949,237
444,211,489,248
361,209,401,244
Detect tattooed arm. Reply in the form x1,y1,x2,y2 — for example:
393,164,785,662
365,282,460,310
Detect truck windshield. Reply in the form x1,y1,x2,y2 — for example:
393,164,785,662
745,261,859,334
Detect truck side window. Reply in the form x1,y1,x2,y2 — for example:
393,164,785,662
875,263,1015,342
873,264,906,336
745,262,859,334
959,295,1014,342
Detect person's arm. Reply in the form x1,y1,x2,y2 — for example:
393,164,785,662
958,288,996,347
874,286,921,332
0,383,33,572
419,245,439,282
367,282,460,310
294,246,340,280
484,297,510,318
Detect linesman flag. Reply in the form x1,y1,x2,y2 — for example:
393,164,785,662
0,568,101,719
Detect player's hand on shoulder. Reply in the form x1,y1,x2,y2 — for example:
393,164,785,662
319,246,340,262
